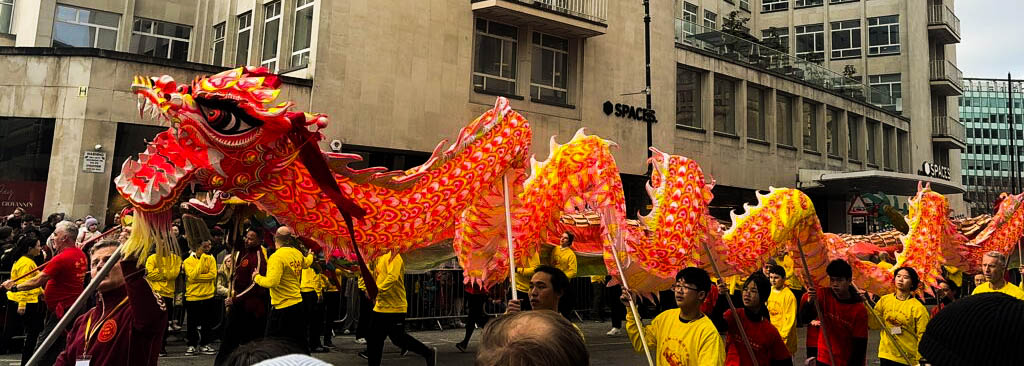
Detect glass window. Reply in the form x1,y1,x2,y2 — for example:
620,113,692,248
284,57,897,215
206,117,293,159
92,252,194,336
714,77,735,134
739,0,750,12
795,24,825,62
261,1,282,71
848,115,859,159
747,85,766,140
777,93,794,146
52,4,120,50
676,66,700,128
761,28,789,52
762,0,787,12
830,20,861,60
212,22,225,65
681,2,698,46
531,32,569,105
130,18,191,61
473,19,518,95
291,0,314,68
867,121,877,163
869,74,901,112
883,127,894,168
236,12,252,66
704,10,716,29
868,15,899,55
0,0,13,34
795,0,823,7
803,102,817,151
827,108,840,155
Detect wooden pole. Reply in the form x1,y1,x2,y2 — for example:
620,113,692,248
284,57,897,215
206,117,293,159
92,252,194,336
502,174,518,301
607,230,655,366
700,241,759,366
794,238,836,365
856,285,916,365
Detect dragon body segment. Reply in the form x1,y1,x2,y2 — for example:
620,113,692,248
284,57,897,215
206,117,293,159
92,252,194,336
117,68,1024,297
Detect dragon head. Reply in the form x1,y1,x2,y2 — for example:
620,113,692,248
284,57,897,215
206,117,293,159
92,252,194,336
115,67,326,257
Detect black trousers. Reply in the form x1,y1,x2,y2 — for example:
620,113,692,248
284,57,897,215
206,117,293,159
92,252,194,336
605,284,625,329
160,296,175,351
267,302,309,352
367,312,432,366
355,292,374,339
879,358,909,366
2,301,43,364
214,301,269,366
185,298,217,347
322,290,341,343
460,293,489,344
301,292,324,349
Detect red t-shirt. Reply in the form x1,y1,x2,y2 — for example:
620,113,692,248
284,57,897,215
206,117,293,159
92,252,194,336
815,287,868,366
724,309,791,366
42,247,88,316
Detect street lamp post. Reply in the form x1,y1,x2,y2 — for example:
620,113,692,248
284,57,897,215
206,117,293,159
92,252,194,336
643,0,653,175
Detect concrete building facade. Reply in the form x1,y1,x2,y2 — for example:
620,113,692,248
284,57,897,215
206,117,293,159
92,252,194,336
0,0,964,233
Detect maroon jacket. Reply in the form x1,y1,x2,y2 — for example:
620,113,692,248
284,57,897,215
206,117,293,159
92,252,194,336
55,258,166,366
231,246,269,317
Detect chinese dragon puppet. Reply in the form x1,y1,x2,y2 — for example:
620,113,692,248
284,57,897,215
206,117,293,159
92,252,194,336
118,67,1024,296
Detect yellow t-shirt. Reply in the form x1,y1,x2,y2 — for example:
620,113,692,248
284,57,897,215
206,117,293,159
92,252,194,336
878,260,894,272
7,256,42,307
626,308,725,366
767,286,798,355
373,252,407,313
254,246,306,309
322,269,342,292
870,294,930,364
971,281,1024,300
780,255,802,290
551,246,577,278
145,253,182,298
182,253,216,301
300,254,321,294
514,251,540,293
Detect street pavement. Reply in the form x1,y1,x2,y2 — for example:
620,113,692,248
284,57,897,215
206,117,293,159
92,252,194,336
0,319,882,365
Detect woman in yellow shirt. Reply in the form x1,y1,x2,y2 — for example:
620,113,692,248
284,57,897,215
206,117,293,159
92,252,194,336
253,229,309,350
870,266,930,366
1,234,45,364
183,239,218,355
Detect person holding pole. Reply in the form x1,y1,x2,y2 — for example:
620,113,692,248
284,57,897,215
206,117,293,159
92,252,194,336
2,221,87,366
362,250,437,366
216,229,270,365
711,273,792,366
868,266,929,366
800,259,868,366
54,240,167,366
506,265,570,314
971,251,1024,300
1,234,45,364
620,267,725,366
253,228,310,351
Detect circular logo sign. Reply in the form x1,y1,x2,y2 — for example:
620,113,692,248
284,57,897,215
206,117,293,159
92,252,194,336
98,319,117,343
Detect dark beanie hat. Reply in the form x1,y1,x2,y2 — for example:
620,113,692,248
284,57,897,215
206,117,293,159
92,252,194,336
920,292,1024,366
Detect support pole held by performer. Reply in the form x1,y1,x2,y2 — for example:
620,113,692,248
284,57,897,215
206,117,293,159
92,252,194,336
701,239,759,366
794,238,836,366
502,173,518,301
607,229,655,366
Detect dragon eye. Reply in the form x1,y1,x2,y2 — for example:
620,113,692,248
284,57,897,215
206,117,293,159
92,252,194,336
197,103,255,135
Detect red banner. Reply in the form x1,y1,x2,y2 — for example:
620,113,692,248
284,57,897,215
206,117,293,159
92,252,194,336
0,181,47,217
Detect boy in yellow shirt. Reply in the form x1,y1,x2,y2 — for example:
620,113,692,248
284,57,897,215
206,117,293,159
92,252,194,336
621,267,725,366
182,239,217,355
253,226,309,350
364,251,437,366
767,264,798,355
145,250,181,356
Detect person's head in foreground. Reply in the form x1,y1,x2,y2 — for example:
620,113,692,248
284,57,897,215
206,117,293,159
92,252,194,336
981,251,1007,285
91,240,125,293
529,265,569,311
475,310,589,366
919,292,1024,365
222,338,310,366
825,259,854,298
673,267,712,310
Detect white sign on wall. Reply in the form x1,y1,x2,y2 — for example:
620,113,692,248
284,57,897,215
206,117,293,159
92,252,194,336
82,151,106,173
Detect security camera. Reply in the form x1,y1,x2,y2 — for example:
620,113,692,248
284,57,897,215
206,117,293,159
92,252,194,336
329,140,343,152
94,144,103,151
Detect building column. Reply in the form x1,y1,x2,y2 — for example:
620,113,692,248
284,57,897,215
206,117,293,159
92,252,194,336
736,79,748,140
701,71,715,138
767,88,777,149
839,110,850,163
816,102,826,159
13,0,57,47
795,96,805,152
117,0,137,52
856,115,869,167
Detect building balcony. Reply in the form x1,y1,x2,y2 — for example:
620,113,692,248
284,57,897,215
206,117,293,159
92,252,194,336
930,59,963,96
927,5,961,44
471,0,607,38
932,115,966,149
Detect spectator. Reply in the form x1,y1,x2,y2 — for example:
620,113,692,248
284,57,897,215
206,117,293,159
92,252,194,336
506,265,570,314
76,217,102,249
971,251,1024,300
712,273,792,366
145,246,182,356
54,240,167,366
253,227,310,351
919,292,1024,366
183,239,218,355
801,259,868,366
929,280,957,318
216,229,271,366
0,233,45,363
767,264,798,356
2,221,86,366
869,267,929,366
621,267,725,366
361,250,437,366
475,310,588,366
216,254,234,298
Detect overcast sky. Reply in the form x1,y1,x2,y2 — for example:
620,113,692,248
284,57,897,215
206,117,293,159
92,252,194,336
956,1,1024,79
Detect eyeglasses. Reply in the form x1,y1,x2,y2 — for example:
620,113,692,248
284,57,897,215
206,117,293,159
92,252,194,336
671,283,699,292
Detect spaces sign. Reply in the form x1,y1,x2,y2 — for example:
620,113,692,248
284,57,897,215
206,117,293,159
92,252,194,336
919,161,950,181
603,101,657,123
